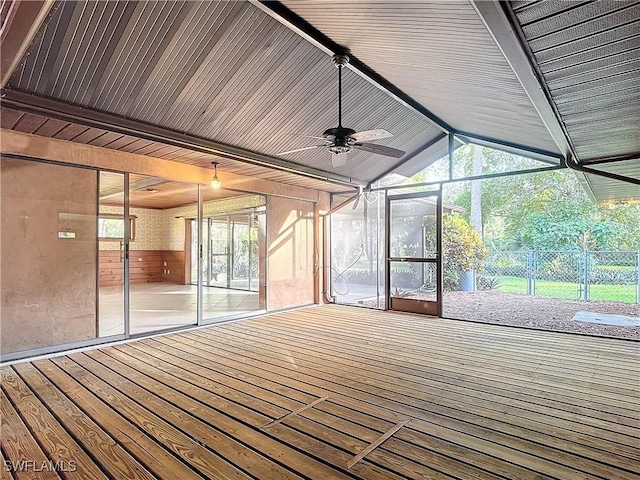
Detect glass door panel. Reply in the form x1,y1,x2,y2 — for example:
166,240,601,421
386,191,442,316
98,171,126,337
128,175,197,334
209,217,230,288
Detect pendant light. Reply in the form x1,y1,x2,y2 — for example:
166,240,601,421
210,162,222,189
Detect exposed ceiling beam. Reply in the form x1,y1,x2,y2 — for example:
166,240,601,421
0,0,54,88
469,0,575,162
0,89,367,188
454,131,563,165
0,129,320,202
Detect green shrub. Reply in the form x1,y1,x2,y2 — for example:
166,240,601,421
443,213,487,275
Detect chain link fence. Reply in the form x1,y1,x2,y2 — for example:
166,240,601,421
481,251,640,304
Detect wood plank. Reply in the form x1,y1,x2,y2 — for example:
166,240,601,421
265,310,640,375
73,350,359,480
0,450,13,480
221,321,640,423
46,356,253,480
13,113,47,134
133,340,526,479
0,388,61,480
10,363,156,480
188,327,640,444
126,341,503,479
87,349,400,480
1,367,107,480
33,359,205,480
262,396,330,428
242,313,640,399
0,107,24,129
161,331,639,476
2,305,638,480
233,319,639,420
33,118,71,137
347,420,410,469
53,124,89,141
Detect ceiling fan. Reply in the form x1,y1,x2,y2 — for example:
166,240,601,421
277,54,405,167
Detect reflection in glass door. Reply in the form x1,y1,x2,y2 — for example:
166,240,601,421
98,171,126,338
209,217,231,288
196,212,260,292
191,207,265,323
386,190,443,316
127,175,198,335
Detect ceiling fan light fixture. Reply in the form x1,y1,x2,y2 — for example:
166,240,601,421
210,162,222,189
332,151,349,167
328,144,352,155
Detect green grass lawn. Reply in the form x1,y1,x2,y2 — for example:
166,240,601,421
495,276,638,303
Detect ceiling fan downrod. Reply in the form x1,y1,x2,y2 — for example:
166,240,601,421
333,54,349,128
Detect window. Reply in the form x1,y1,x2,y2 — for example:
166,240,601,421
98,214,136,241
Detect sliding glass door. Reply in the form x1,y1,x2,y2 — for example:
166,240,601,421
1,158,268,362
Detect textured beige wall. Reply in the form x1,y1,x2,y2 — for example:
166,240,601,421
266,196,315,311
1,158,97,354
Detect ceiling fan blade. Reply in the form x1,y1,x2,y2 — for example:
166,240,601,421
277,145,324,155
353,143,405,158
290,134,331,142
351,129,393,142
302,135,332,142
332,151,349,167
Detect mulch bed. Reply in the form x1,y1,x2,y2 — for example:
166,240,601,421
362,291,640,340
442,291,640,340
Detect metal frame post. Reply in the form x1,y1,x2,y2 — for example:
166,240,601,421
197,185,203,326
448,133,454,180
636,251,640,304
583,250,590,302
123,173,130,338
526,251,533,295
532,252,538,296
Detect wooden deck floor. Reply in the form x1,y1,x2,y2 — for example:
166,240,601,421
1,305,639,479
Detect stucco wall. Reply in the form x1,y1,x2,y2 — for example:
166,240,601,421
1,158,97,354
266,196,315,311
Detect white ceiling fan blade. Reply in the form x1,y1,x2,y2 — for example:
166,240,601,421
301,135,332,142
351,129,393,142
353,143,405,158
276,145,324,155
331,151,349,167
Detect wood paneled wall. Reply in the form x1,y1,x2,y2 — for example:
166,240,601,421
99,250,185,286
161,251,186,284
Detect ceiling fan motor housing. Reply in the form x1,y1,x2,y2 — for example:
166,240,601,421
323,126,357,154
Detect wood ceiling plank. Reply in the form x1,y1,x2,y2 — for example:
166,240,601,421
54,124,90,140
0,107,23,129
12,112,48,133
